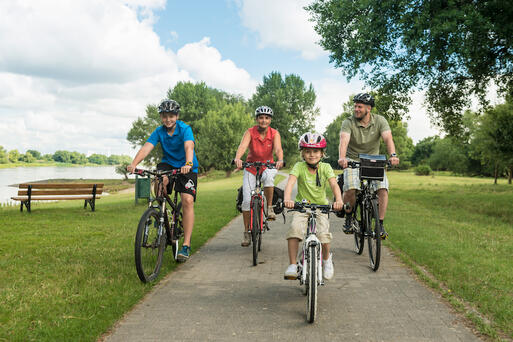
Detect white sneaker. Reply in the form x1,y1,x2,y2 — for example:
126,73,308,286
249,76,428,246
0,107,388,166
284,264,298,280
323,253,334,280
241,232,251,247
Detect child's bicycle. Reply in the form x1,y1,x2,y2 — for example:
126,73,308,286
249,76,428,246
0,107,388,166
287,201,336,323
132,168,184,283
236,160,277,266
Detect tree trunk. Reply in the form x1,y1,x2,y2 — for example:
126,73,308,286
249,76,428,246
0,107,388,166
225,169,232,177
494,162,498,185
509,165,512,184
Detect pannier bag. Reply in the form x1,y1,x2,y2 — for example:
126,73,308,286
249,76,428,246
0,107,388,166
359,154,387,181
236,186,285,215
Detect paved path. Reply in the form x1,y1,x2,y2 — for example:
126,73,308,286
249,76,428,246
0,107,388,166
103,179,482,342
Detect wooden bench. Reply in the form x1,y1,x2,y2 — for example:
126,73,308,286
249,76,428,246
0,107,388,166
11,183,103,213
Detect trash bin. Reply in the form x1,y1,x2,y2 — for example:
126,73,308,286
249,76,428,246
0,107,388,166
135,175,151,204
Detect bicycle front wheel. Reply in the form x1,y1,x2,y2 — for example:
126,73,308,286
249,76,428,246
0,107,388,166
251,199,261,266
306,244,318,323
135,207,166,283
367,198,381,271
353,200,365,255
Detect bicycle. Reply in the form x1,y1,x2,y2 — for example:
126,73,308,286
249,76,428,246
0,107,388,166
288,201,336,323
345,154,388,271
132,168,184,283
235,160,277,266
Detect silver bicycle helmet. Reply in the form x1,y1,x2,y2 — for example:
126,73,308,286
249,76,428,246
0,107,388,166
158,99,180,114
254,106,273,117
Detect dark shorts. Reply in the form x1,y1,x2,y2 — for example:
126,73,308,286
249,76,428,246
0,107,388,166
157,163,198,201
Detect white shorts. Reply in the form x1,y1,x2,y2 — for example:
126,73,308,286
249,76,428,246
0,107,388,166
241,168,277,211
343,166,389,192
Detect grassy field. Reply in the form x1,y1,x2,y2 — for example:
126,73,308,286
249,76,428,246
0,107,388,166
385,171,512,340
0,174,243,342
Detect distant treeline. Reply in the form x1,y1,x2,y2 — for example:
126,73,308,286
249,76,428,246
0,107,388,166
0,148,131,166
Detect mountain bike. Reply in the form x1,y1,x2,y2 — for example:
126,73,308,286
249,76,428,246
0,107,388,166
237,161,277,266
132,168,183,283
288,201,335,323
345,154,388,271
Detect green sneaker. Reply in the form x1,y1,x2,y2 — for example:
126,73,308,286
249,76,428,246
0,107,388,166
177,245,190,262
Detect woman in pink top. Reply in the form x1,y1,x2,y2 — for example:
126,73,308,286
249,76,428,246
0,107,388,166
234,106,284,247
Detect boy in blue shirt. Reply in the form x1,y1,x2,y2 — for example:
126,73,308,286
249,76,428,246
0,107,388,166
128,99,199,261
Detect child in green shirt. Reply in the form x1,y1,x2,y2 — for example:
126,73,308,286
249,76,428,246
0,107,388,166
283,133,343,280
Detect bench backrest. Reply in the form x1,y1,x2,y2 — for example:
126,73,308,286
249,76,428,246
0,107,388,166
17,183,104,196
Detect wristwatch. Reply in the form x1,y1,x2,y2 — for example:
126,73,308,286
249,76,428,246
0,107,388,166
185,161,193,166
390,153,398,158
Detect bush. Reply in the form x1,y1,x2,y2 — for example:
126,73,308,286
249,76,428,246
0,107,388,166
415,164,432,175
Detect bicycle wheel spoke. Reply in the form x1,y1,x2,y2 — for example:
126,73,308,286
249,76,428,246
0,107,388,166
306,244,318,323
135,208,166,283
367,199,381,271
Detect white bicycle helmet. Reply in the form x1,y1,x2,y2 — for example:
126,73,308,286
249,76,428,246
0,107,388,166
255,106,273,117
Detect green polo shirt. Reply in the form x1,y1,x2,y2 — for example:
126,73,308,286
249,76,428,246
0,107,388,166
340,114,391,160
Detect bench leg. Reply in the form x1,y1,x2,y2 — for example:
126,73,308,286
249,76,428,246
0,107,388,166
84,199,96,211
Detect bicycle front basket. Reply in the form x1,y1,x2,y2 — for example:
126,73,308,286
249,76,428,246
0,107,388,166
359,154,386,181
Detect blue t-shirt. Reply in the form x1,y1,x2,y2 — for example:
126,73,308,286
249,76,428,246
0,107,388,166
147,121,199,173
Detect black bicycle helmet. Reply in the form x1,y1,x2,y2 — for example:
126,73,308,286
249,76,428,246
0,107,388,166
255,105,273,117
158,99,180,114
353,93,375,107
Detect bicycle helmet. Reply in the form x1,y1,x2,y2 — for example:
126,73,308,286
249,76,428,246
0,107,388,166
255,106,273,117
158,99,180,114
353,93,375,107
298,132,327,150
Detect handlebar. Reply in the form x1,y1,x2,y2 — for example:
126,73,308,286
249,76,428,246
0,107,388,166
287,202,335,214
231,160,284,169
345,160,392,169
133,168,182,177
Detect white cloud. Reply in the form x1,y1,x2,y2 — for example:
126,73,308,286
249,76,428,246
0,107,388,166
176,37,257,98
237,0,326,60
0,1,256,156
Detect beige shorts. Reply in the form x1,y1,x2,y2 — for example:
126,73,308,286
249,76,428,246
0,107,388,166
286,211,332,244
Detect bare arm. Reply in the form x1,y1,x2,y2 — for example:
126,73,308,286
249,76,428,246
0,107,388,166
234,129,251,169
273,131,284,169
181,140,195,174
283,174,297,209
381,130,399,165
127,142,154,172
328,177,343,211
338,132,351,168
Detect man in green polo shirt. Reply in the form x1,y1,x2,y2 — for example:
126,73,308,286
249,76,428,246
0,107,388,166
338,93,400,238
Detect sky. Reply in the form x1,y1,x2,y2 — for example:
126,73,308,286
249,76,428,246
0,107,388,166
0,0,441,157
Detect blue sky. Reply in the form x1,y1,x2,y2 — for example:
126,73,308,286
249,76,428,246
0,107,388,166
0,0,439,157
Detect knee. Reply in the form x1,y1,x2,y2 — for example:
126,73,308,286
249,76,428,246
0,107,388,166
181,195,194,208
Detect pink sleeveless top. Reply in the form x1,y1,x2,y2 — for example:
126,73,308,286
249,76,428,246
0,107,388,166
246,126,277,175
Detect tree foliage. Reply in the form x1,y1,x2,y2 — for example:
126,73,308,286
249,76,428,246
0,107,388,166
0,146,9,164
323,99,352,167
250,72,319,161
307,0,513,136
410,136,439,166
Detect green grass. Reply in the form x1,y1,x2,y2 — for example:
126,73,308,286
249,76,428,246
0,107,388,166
0,174,243,342
386,171,513,340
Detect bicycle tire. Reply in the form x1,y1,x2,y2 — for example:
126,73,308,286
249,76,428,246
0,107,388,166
367,198,381,271
306,244,318,323
353,200,365,255
134,207,166,283
170,202,183,261
251,199,260,266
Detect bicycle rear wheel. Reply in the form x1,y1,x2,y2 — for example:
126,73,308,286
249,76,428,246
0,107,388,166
367,199,381,271
170,202,183,261
353,201,365,255
135,207,166,283
251,199,261,266
306,244,318,323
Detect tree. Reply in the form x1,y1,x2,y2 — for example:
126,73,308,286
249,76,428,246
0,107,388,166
70,152,87,164
323,100,352,167
53,150,71,163
127,82,248,168
194,102,253,174
8,149,21,163
115,162,131,180
411,136,439,166
20,153,35,163
429,137,469,174
250,72,319,162
0,146,8,164
88,154,108,165
307,0,513,137
26,149,41,159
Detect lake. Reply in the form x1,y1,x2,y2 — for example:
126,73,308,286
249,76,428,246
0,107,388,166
0,166,120,205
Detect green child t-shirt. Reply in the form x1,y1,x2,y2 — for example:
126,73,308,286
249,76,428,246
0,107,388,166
290,161,336,205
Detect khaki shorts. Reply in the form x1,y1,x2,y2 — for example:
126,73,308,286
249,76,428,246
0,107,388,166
286,211,332,244
343,166,389,192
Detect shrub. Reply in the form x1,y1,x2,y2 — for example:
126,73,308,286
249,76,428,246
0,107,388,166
415,164,432,175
